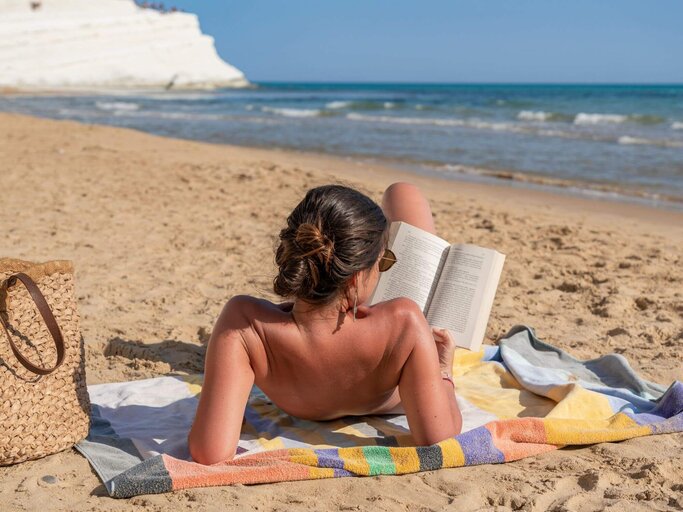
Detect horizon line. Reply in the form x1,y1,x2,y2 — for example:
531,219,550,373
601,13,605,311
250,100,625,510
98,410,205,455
251,80,683,87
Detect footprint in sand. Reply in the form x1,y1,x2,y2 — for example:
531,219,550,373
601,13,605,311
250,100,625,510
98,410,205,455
635,297,655,310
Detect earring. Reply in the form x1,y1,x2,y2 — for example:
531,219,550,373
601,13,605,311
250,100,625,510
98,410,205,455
353,289,358,322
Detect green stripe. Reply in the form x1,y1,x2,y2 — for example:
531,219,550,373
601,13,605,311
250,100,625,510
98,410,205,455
362,446,397,475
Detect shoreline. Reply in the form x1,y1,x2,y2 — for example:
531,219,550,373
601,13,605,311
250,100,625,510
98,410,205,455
234,143,683,234
3,111,682,233
276,149,683,213
157,134,683,233
2,87,683,211
403,161,683,212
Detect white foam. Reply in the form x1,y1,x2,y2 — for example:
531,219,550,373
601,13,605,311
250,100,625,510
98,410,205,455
383,102,395,109
618,136,683,148
518,110,552,122
325,101,351,109
574,113,628,125
618,136,651,146
58,108,93,117
440,164,490,176
95,101,139,111
262,106,321,118
346,112,514,132
345,112,679,148
99,108,224,121
346,112,463,127
153,111,223,120
671,122,683,130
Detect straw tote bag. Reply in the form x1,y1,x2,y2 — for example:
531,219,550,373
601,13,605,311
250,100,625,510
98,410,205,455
0,258,90,465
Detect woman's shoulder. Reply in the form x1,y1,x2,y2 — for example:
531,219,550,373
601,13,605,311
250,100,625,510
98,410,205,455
223,295,291,318
357,297,425,349
364,296,423,320
215,296,292,362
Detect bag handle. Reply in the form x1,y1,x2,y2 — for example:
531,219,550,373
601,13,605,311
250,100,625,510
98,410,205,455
0,272,65,375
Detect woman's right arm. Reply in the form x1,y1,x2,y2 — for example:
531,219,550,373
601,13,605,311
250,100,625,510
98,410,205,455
395,300,462,445
188,296,255,465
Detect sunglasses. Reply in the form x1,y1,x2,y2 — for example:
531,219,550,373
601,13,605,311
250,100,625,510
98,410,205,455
378,249,397,272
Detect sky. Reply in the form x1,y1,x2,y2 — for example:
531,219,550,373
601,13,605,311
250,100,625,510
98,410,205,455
170,0,683,84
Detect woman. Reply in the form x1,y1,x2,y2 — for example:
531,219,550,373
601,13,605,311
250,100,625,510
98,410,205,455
189,182,462,465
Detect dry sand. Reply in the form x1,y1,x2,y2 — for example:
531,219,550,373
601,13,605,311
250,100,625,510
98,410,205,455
0,112,681,511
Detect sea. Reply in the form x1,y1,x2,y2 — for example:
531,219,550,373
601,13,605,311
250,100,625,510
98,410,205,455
2,83,683,209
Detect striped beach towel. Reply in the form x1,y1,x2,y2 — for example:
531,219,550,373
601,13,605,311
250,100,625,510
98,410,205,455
76,325,683,498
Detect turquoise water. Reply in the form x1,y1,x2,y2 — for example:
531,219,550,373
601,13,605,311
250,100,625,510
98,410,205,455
2,83,683,207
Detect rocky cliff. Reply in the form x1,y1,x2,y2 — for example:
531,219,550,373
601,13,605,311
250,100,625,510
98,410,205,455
0,0,248,90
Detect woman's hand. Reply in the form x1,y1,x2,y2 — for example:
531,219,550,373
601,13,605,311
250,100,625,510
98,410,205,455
431,327,456,376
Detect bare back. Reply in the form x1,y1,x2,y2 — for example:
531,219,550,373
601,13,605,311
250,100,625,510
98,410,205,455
242,296,414,420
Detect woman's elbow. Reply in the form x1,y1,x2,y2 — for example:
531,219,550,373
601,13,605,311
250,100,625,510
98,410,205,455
417,411,463,446
188,431,236,465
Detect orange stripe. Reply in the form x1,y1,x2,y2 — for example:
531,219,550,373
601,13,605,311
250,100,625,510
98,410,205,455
485,419,557,461
167,453,312,489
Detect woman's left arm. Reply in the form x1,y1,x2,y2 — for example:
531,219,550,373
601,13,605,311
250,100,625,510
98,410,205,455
189,297,255,465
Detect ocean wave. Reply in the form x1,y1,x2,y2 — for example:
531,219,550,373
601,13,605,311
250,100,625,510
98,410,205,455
435,164,682,205
672,122,683,130
348,112,462,127
517,110,571,122
58,108,95,117
322,100,402,111
346,112,683,148
152,111,224,120
262,106,322,118
100,109,225,121
518,110,552,122
618,136,683,148
573,112,665,125
574,113,629,125
630,114,666,125
109,109,284,124
346,112,578,135
618,136,653,146
346,113,546,134
95,101,140,112
325,101,351,109
492,99,534,108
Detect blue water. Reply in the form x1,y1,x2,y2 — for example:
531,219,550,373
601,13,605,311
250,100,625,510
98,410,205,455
2,83,683,206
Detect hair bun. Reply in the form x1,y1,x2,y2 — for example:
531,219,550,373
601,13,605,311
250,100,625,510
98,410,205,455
273,185,387,305
295,223,334,269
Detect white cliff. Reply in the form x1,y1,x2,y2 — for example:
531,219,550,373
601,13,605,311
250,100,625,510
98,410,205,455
0,0,248,90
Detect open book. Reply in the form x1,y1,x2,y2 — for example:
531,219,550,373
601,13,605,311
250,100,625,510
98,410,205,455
369,221,505,351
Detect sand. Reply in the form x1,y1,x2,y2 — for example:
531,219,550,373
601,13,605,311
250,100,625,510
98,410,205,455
0,112,681,511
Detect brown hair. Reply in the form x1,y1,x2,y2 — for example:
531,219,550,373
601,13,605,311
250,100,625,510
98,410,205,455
273,185,387,305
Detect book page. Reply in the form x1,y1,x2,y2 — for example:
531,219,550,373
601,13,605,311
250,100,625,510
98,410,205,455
425,244,503,349
369,222,450,314
468,253,505,352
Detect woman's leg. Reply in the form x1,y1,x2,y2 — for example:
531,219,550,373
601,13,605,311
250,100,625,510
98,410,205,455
381,182,436,236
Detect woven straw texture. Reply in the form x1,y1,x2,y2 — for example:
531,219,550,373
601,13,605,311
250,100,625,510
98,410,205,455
0,258,90,466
